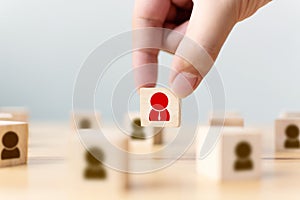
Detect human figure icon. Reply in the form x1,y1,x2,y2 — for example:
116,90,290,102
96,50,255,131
1,131,20,160
84,147,106,179
131,118,146,140
284,124,300,149
234,141,253,171
80,118,91,129
149,92,170,121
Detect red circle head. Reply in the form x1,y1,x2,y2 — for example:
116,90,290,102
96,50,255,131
150,92,169,110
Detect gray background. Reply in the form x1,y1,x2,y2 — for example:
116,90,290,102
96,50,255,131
0,0,299,124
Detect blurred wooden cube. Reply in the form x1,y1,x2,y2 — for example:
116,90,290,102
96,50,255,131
0,107,29,122
0,121,28,167
71,111,101,130
196,127,261,181
69,129,129,190
275,112,300,151
209,112,244,127
128,138,153,154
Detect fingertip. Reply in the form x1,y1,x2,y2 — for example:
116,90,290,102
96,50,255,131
170,71,201,98
133,63,158,93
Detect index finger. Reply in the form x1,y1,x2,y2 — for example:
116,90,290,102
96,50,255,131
132,0,171,88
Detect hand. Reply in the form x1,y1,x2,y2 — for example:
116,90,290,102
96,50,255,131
133,0,271,98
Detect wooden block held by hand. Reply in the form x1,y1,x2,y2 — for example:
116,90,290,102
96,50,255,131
140,88,181,127
196,127,261,181
0,121,28,167
275,112,300,151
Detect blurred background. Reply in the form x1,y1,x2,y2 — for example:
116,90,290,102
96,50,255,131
0,0,299,124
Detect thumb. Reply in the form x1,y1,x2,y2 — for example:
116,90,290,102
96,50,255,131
170,1,237,98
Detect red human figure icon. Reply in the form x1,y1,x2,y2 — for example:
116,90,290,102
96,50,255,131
149,92,170,121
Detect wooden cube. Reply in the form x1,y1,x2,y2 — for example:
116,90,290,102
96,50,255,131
196,127,261,181
124,112,154,153
140,88,181,127
0,107,29,122
71,111,101,130
279,111,300,118
275,113,300,151
209,112,244,127
0,121,28,167
123,112,153,139
68,129,129,190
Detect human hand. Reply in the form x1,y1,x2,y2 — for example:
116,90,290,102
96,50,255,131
133,0,271,98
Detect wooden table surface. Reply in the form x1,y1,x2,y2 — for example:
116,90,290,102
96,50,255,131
0,122,299,200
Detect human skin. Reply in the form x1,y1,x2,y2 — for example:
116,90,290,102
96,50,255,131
133,0,272,98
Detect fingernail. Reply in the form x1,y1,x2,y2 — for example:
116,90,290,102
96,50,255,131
171,72,199,98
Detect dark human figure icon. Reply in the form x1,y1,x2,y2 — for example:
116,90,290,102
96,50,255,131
80,118,91,129
131,118,146,140
1,131,20,160
84,147,107,179
284,124,300,149
234,141,253,171
149,92,170,122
